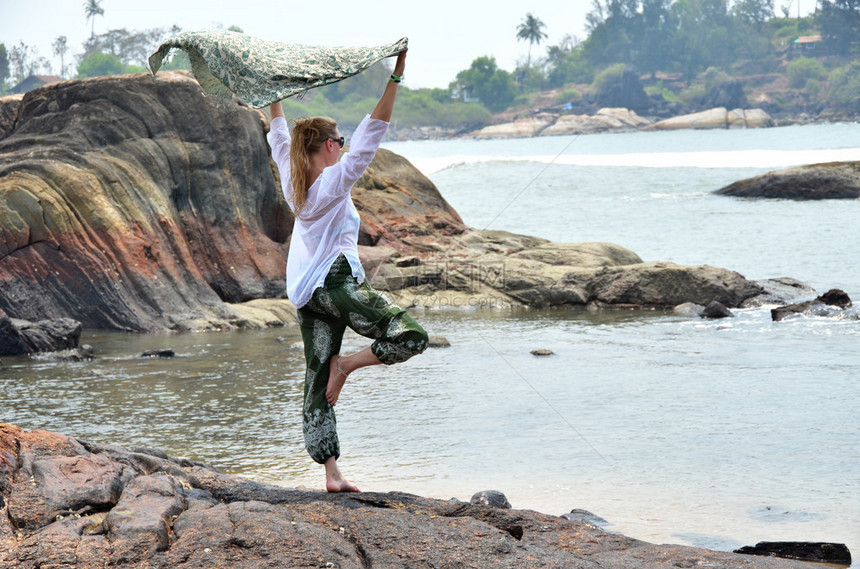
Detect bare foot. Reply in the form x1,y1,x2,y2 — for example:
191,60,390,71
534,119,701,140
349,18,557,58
324,456,360,493
325,477,361,493
326,354,348,406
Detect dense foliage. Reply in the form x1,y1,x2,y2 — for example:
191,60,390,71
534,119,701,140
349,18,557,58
2,2,858,118
451,56,518,113
277,61,492,132
824,61,860,107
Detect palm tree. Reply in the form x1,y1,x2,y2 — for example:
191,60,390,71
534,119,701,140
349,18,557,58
52,36,68,79
516,12,548,70
84,0,105,39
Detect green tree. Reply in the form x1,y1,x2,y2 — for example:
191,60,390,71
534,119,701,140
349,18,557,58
636,0,677,77
8,42,50,84
453,56,517,112
153,25,189,70
786,57,827,87
396,89,491,129
0,44,9,93
591,62,627,97
515,65,547,93
52,36,69,79
545,36,594,87
670,0,736,78
731,0,776,60
732,0,775,32
817,0,860,55
77,51,126,77
84,0,105,39
318,59,392,104
582,0,639,67
159,51,191,70
82,27,168,67
825,61,860,108
426,87,453,104
516,12,548,69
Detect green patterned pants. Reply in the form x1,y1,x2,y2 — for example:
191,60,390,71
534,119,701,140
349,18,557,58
296,255,428,464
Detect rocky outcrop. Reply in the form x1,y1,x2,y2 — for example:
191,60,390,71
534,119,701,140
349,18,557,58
647,107,774,130
0,309,82,356
771,288,854,321
469,105,772,139
542,107,652,136
0,423,821,569
469,113,557,138
366,235,765,310
470,107,652,138
735,541,852,565
594,67,652,113
714,162,860,199
0,94,22,139
0,73,768,332
697,80,749,110
0,72,292,331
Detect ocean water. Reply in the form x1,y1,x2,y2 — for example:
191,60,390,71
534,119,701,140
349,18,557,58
2,123,859,561
387,122,860,295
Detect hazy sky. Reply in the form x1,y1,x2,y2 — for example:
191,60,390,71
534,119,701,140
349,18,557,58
1,0,591,89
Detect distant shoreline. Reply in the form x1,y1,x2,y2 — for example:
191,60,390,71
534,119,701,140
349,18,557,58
386,107,856,141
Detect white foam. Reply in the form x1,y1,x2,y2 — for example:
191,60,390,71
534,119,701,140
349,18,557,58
409,148,860,175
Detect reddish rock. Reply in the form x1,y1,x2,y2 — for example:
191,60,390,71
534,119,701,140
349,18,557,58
105,474,186,562
0,423,823,569
5,426,131,531
0,73,291,331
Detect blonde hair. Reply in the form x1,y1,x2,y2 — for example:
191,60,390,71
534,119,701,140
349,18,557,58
289,116,339,216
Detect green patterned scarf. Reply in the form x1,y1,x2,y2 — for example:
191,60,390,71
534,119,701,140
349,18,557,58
149,30,407,108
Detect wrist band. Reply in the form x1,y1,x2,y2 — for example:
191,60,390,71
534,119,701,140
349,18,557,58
390,73,402,83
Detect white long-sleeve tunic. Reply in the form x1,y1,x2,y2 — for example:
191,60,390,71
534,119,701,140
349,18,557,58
267,114,389,308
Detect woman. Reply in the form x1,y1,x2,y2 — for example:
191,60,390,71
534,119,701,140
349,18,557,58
267,50,427,493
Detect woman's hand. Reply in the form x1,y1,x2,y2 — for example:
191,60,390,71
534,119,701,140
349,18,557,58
393,50,406,78
370,49,408,122
270,101,285,120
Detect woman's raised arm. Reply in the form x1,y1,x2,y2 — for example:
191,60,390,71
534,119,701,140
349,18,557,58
270,101,285,120
370,50,407,123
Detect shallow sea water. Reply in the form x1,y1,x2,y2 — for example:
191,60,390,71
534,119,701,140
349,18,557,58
3,304,857,556
2,123,859,561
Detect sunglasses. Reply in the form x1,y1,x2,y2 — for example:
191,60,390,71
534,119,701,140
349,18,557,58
330,137,345,148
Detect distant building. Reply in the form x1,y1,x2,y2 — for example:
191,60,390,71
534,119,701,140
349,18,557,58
452,84,480,104
791,35,824,55
10,75,63,95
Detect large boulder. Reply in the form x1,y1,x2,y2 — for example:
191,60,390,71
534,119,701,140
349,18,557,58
0,94,22,139
0,309,82,356
469,114,556,139
771,289,854,321
0,423,820,569
470,108,653,139
715,162,860,199
648,107,773,130
0,72,292,332
540,107,652,136
367,233,765,310
735,541,852,565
